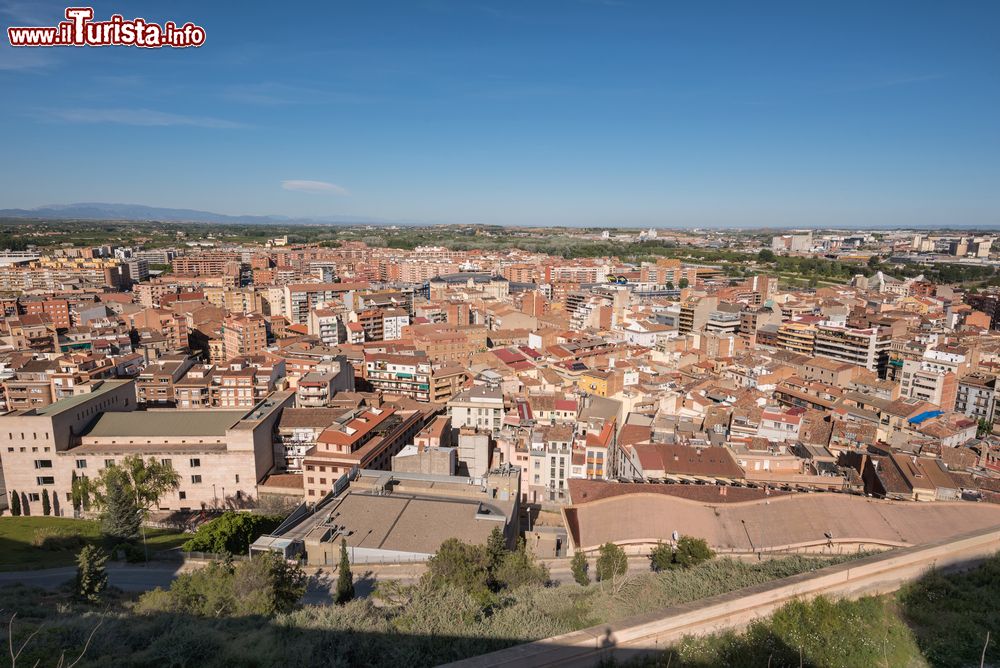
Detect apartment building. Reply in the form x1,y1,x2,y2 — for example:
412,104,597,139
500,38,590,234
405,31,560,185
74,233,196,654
776,321,817,355
301,406,425,499
222,314,268,359
955,372,997,423
527,423,573,504
364,352,432,401
448,386,504,435
283,283,364,324
677,296,718,334
813,323,891,372
900,359,957,410
135,355,196,407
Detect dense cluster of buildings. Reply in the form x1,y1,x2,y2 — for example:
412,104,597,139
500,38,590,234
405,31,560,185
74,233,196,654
7,232,1000,559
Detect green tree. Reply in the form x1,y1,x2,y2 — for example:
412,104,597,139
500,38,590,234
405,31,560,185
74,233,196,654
978,418,993,438
75,545,108,603
41,488,51,516
9,490,20,516
101,470,141,541
757,248,776,263
85,455,180,515
595,542,627,582
335,539,355,605
649,541,674,572
21,492,30,516
494,538,548,590
71,470,80,513
665,281,675,290
571,550,590,586
424,537,492,598
485,526,507,586
181,512,283,556
678,277,689,289
674,535,715,568
233,552,307,616
868,255,881,269
85,455,180,556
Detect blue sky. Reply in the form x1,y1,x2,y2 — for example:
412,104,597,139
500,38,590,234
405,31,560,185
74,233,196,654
0,0,998,227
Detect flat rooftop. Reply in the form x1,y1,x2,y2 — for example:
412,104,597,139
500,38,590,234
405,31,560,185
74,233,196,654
308,490,503,554
84,410,246,438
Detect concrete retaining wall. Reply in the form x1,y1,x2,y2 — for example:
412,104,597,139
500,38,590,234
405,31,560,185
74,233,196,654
445,526,1000,667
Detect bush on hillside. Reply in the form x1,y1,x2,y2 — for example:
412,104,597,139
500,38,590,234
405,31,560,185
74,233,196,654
595,542,627,582
181,512,283,556
136,551,306,617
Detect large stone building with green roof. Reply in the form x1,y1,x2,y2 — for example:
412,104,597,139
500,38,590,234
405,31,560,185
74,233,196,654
0,379,294,514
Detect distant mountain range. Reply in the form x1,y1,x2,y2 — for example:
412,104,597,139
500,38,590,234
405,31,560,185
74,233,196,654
0,203,394,225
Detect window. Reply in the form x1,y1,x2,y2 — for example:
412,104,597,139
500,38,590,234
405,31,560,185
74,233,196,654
36,476,55,485
76,459,87,469
28,493,40,502
234,474,240,483
33,460,52,469
179,491,186,500
104,459,115,468
190,458,201,468
161,459,172,468
191,475,202,484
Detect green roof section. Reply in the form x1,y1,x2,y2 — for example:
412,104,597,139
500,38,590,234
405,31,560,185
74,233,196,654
85,410,247,438
33,380,134,416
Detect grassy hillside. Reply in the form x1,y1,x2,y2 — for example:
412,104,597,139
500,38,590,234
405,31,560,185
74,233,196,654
634,555,1000,667
0,517,187,570
0,554,852,667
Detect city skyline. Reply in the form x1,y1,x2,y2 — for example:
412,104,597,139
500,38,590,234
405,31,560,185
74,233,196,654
1,1,998,227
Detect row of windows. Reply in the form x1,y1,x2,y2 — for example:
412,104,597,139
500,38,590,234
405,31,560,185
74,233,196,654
8,432,50,441
74,394,127,421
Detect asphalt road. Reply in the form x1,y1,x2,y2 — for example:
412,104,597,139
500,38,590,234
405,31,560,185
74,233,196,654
0,554,711,603
0,563,418,604
0,564,183,592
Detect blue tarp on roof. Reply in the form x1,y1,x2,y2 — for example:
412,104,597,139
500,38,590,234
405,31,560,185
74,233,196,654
908,410,944,425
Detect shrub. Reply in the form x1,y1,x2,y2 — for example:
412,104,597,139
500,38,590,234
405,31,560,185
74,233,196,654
9,489,20,516
595,542,627,582
181,511,283,556
649,542,674,572
423,537,492,600
137,552,306,617
41,489,51,516
673,536,714,569
571,550,590,586
31,527,86,551
75,544,108,603
494,539,549,590
423,535,548,600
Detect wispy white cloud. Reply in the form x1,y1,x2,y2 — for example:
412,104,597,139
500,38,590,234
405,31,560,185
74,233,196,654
281,180,350,195
44,108,246,128
223,82,371,106
833,74,944,94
